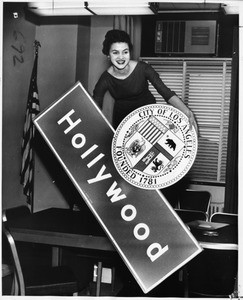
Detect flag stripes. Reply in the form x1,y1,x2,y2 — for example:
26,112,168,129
138,116,168,144
20,53,40,203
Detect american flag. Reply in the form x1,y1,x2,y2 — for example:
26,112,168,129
20,49,40,204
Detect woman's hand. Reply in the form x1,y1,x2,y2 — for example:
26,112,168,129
184,108,198,135
168,95,198,135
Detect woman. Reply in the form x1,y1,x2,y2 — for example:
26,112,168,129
93,29,198,132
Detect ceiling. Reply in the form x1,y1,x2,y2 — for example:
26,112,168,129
27,1,240,16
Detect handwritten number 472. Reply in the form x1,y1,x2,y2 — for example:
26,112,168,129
12,44,25,65
12,30,25,66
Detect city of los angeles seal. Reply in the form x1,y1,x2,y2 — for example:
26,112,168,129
112,104,198,190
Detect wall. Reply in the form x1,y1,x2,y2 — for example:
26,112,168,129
1,7,114,211
32,24,80,212
33,16,114,212
88,16,112,94
1,6,232,213
88,16,114,123
2,3,36,209
2,4,81,211
75,18,91,91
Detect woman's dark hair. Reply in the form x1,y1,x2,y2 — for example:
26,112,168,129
102,29,133,55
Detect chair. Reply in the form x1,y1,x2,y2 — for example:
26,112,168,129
210,212,238,225
2,205,31,295
2,259,16,295
175,209,207,223
2,206,80,296
186,248,238,297
178,189,211,220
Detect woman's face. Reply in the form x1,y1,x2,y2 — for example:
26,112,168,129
109,42,130,70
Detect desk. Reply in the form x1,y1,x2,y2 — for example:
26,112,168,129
9,208,238,250
8,208,116,296
187,220,238,250
186,220,238,297
8,207,115,252
8,208,238,296
185,220,238,297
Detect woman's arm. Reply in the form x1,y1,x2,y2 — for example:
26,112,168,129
144,63,198,133
168,95,198,134
93,73,109,110
93,95,104,109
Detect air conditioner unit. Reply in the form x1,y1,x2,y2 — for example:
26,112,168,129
155,20,217,54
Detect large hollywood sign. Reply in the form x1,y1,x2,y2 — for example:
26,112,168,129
34,82,202,293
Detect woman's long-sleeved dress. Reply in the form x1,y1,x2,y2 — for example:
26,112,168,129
93,61,176,129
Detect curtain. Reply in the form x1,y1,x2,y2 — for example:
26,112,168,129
113,15,142,60
114,15,134,40
224,27,238,214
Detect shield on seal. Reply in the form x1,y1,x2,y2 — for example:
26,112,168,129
124,115,186,176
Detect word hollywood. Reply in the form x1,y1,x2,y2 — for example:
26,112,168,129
57,109,169,262
112,104,198,189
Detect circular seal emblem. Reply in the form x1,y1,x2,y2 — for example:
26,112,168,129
111,104,198,190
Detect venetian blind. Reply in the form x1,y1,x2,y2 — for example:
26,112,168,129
140,57,232,184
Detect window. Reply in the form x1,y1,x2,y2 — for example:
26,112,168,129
140,57,232,184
